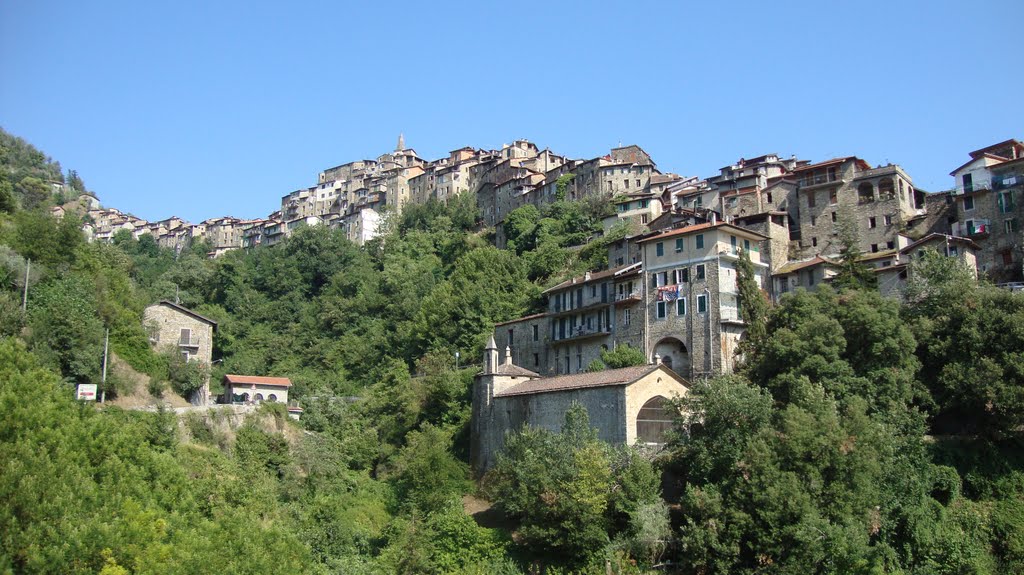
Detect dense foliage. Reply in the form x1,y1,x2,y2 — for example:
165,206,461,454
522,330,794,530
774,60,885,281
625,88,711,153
1,130,1022,573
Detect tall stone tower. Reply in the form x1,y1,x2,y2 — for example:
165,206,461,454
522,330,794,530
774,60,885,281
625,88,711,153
396,132,405,152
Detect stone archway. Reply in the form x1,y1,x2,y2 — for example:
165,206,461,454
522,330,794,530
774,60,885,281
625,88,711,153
653,337,689,377
636,396,675,445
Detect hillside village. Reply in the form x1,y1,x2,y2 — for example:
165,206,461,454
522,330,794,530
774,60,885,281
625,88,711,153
76,136,1024,382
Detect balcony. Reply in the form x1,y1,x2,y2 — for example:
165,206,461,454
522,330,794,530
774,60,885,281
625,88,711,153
800,174,843,189
953,181,992,195
552,296,606,315
555,325,612,343
993,175,1022,190
614,290,642,305
954,219,991,238
178,337,199,349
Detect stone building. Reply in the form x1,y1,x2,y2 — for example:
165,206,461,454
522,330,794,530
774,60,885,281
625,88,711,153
143,301,217,405
223,374,291,405
949,139,1024,281
471,337,688,474
636,221,768,379
770,256,839,301
710,154,804,220
789,157,920,259
494,263,644,376
874,233,980,299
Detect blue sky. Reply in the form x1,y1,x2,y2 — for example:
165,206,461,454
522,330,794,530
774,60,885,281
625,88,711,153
2,0,1021,223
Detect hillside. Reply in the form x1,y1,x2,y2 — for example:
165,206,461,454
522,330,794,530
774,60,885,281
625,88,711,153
0,130,1023,573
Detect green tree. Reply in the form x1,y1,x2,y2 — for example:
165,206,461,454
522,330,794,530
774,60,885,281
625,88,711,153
735,247,768,359
832,212,878,291
588,344,647,371
28,275,104,382
389,424,469,515
487,404,612,567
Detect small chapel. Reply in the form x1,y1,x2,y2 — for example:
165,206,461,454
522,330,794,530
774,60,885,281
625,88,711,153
471,336,689,474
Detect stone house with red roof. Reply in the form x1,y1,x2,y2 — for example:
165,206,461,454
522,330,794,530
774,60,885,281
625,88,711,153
223,374,292,405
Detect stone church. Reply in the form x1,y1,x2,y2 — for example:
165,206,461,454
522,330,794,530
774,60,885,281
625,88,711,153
471,336,689,474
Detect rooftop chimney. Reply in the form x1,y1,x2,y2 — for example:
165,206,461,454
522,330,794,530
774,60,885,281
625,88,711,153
504,345,513,366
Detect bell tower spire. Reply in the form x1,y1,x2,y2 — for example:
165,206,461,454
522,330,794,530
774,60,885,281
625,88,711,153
396,132,405,151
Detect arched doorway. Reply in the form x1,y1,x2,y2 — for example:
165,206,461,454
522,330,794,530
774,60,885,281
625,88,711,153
636,396,675,445
653,337,689,377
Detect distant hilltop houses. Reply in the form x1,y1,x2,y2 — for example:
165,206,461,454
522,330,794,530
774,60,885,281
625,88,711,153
73,135,1023,286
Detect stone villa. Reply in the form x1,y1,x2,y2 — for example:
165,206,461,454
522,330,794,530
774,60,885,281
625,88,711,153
143,300,216,405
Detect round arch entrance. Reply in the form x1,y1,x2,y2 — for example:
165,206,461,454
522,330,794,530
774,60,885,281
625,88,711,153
653,337,689,376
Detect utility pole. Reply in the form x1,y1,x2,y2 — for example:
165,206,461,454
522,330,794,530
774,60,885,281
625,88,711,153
100,328,109,403
21,258,30,312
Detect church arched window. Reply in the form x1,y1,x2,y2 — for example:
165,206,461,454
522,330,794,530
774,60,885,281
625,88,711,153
636,396,674,445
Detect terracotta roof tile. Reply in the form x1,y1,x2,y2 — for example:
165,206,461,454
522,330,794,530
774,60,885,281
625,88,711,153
223,374,292,387
495,364,673,397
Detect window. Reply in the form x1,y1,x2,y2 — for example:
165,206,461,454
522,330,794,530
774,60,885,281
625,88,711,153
181,351,190,362
641,214,649,224
695,234,705,249
636,179,641,188
810,215,817,226
1005,219,1019,233
532,324,539,341
884,214,893,226
591,285,597,298
508,329,513,344
744,239,751,252
730,235,738,253
947,245,959,257
696,264,706,280
675,238,684,252
887,241,895,250
999,191,1014,213
831,211,837,223
676,267,690,283
807,191,816,207
656,301,667,319
656,242,664,257
812,237,818,247
624,308,631,326
179,328,191,345
871,244,879,253
697,294,708,313
625,179,630,189
533,353,539,367
963,196,975,211
651,271,668,288
829,189,837,204
766,192,773,204
676,297,687,316
962,173,973,193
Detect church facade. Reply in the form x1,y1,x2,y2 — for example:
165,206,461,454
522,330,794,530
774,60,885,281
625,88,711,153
471,336,689,474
